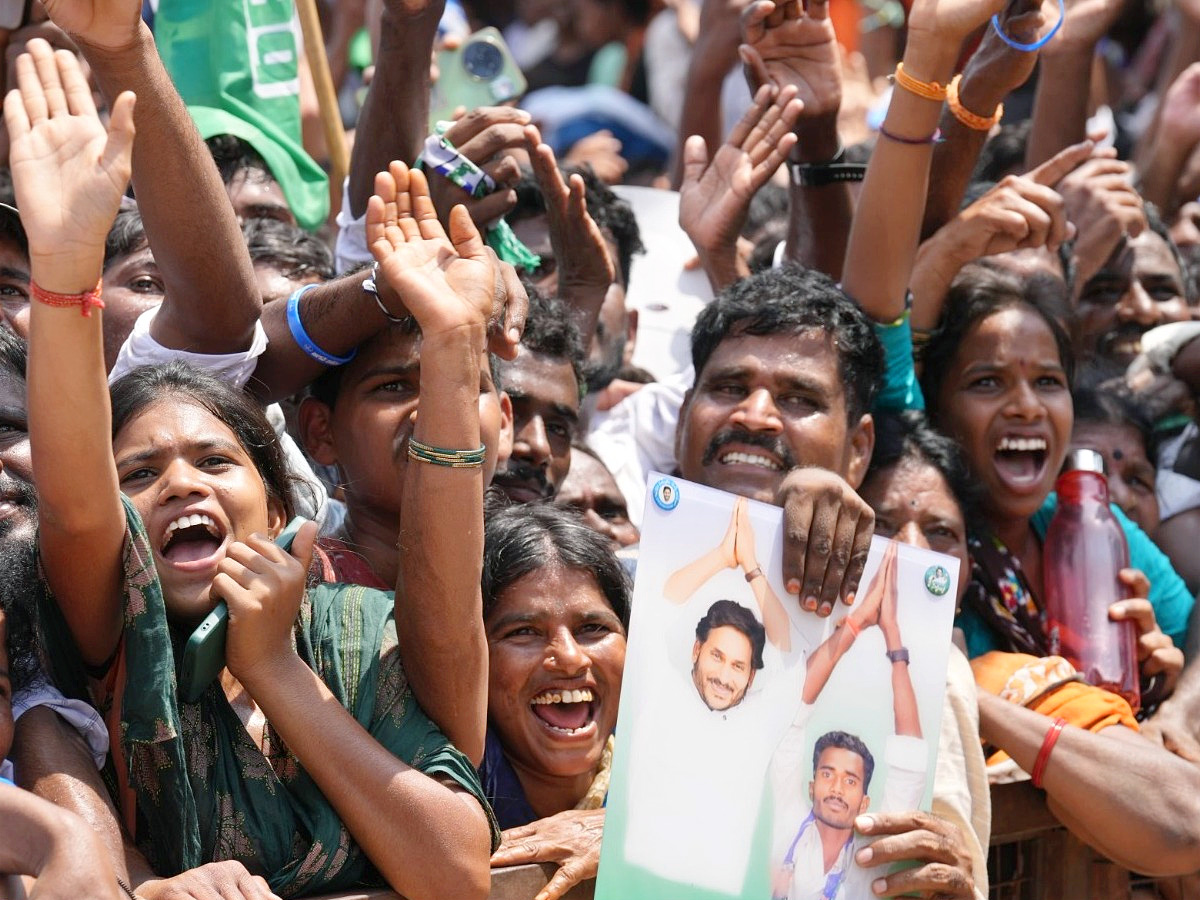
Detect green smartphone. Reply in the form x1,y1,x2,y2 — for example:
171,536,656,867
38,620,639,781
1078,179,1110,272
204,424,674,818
177,517,307,703
429,27,527,127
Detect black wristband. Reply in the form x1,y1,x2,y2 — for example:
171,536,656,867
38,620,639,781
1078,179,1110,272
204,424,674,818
789,162,868,187
886,647,910,664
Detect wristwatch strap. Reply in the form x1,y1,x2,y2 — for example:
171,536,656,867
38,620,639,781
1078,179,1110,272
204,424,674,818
886,647,910,664
790,162,868,187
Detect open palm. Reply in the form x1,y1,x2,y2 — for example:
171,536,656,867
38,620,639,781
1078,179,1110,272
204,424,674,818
742,1,842,118
5,39,134,260
367,161,496,340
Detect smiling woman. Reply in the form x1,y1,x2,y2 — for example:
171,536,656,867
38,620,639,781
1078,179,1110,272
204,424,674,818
480,502,629,898
919,266,1193,664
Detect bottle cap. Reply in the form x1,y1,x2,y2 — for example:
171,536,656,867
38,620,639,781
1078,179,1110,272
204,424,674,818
1064,448,1105,475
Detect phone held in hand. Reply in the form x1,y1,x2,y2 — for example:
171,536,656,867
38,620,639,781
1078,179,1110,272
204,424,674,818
177,517,307,703
430,27,527,127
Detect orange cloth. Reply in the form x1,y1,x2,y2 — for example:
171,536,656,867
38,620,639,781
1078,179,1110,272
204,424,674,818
971,651,1139,767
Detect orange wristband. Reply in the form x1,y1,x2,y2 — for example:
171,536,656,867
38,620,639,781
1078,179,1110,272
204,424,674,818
31,279,104,317
893,62,947,102
947,75,1003,131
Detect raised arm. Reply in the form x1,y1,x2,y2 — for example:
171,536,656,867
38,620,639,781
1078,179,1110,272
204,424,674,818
1024,0,1124,167
663,500,740,602
346,0,442,218
375,162,513,766
920,0,1043,238
678,83,801,292
42,0,261,354
841,0,1007,324
739,0,852,279
877,545,920,738
13,39,134,667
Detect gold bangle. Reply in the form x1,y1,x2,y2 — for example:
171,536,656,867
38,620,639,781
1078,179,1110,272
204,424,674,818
893,62,948,102
947,75,1003,131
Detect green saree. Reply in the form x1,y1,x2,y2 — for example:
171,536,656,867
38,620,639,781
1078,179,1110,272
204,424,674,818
42,498,497,895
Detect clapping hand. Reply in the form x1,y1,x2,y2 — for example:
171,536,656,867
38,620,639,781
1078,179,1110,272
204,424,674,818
5,38,134,283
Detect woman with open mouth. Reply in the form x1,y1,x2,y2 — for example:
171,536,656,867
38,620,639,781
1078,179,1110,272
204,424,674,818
919,265,1192,676
18,47,502,900
481,502,629,900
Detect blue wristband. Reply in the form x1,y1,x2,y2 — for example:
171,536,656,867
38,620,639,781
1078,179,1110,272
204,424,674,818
990,0,1065,52
287,284,356,367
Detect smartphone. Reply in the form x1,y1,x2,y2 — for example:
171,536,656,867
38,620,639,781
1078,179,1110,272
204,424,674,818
429,27,527,127
177,517,307,703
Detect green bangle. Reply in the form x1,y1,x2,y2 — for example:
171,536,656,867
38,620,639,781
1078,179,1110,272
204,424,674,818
407,437,486,468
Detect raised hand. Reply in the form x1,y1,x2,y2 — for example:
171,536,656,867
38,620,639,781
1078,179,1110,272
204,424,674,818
1058,152,1146,289
428,106,528,228
740,0,841,120
4,38,134,280
1040,0,1125,55
368,160,526,350
679,83,801,289
955,0,1047,113
734,495,760,573
525,125,617,298
906,0,1009,46
217,521,319,689
39,0,142,51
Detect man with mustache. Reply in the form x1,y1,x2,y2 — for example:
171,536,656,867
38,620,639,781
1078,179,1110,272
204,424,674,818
675,266,881,617
491,290,585,504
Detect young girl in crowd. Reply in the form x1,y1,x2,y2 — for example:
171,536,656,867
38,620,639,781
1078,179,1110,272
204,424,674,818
859,411,1200,875
918,267,1189,692
12,40,503,899
479,502,629,899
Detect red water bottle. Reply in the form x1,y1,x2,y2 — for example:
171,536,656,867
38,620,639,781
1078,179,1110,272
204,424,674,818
1043,449,1140,712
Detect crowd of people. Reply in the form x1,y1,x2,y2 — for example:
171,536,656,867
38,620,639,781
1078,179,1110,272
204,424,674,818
4,0,1200,897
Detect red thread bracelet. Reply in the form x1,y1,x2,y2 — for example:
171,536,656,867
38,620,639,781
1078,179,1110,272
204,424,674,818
1030,717,1066,788
31,279,104,317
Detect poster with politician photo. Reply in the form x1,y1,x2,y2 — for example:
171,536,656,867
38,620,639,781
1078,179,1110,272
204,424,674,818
595,474,960,900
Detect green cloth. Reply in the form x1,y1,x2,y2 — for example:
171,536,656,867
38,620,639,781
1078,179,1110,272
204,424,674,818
42,498,496,893
154,0,330,230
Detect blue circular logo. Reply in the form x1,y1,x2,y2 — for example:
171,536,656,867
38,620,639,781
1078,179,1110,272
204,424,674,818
652,477,680,511
924,565,951,597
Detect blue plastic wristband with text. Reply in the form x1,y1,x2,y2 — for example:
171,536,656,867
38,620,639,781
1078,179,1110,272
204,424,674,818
287,284,356,366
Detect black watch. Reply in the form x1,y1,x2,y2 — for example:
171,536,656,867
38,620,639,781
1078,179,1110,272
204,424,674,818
886,647,910,665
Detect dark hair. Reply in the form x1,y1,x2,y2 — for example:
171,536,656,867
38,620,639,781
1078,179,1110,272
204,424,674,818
110,362,296,519
482,502,631,628
206,134,274,187
690,265,883,421
694,599,765,670
813,730,875,791
1145,202,1196,304
243,216,334,282
104,206,147,269
511,166,645,286
972,120,1032,184
0,325,26,380
515,284,586,393
1073,381,1156,460
921,264,1075,421
866,410,983,526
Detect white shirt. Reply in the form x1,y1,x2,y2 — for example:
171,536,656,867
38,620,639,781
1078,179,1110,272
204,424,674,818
623,629,807,895
769,707,928,900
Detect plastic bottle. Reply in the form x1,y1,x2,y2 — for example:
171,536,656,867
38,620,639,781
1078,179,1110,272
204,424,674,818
1043,449,1140,712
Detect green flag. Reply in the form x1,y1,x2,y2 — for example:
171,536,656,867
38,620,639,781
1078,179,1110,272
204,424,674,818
155,0,330,230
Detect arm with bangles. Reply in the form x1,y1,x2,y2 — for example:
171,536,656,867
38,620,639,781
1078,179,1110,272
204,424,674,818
920,0,1043,238
840,0,1009,328
978,691,1200,874
42,0,260,355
